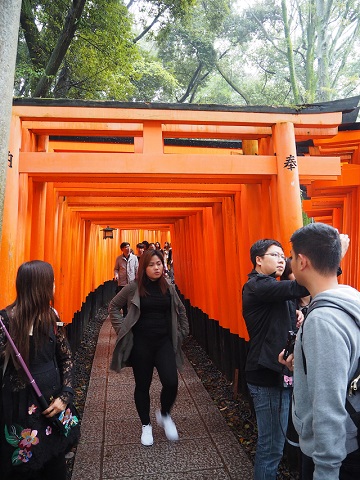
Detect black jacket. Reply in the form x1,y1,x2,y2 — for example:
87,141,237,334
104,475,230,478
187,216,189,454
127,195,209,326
242,270,309,387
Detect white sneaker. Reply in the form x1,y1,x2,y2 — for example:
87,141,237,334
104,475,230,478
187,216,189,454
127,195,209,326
155,409,179,441
141,424,153,446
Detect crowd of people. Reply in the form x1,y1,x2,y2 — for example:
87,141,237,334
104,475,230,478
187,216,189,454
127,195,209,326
1,226,360,479
114,240,174,291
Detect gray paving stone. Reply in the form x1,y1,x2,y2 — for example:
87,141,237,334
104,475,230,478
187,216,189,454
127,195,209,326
71,317,253,480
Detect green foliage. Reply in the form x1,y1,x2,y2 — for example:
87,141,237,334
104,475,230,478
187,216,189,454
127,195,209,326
131,50,180,101
15,0,196,100
148,0,360,104
15,0,138,99
236,0,360,103
14,0,360,104
151,0,233,102
57,0,138,99
302,211,313,226
194,73,238,104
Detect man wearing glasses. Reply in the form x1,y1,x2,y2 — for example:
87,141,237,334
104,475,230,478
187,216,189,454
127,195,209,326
242,239,309,480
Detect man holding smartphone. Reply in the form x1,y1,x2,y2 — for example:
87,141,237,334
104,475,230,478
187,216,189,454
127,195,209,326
243,239,309,479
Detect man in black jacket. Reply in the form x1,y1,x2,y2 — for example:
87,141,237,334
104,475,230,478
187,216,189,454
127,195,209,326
242,239,309,480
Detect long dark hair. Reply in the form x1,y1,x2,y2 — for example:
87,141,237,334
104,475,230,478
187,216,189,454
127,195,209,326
137,250,169,297
7,260,57,366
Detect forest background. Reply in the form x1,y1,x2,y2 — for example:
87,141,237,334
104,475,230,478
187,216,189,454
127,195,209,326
14,0,360,105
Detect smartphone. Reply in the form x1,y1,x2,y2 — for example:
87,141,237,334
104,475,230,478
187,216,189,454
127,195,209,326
283,330,297,360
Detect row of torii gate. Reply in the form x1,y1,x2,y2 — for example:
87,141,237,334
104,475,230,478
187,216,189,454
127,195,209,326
1,97,360,343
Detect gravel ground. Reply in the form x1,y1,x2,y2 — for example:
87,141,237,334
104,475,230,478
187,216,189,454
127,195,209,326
65,306,107,479
66,307,299,480
182,336,300,480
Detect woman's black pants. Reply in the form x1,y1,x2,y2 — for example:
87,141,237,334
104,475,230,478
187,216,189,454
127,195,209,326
131,334,178,425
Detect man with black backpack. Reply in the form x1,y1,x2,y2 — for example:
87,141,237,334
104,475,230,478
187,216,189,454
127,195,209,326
279,223,360,480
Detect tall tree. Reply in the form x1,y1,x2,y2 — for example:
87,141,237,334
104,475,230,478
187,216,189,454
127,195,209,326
281,0,300,103
14,0,360,104
19,0,88,97
149,0,235,103
240,0,360,103
161,0,360,105
15,0,193,99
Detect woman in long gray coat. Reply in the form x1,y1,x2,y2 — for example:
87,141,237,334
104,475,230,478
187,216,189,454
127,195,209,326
108,249,189,447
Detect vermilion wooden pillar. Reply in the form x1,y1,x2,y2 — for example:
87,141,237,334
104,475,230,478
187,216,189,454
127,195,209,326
201,207,217,318
30,181,46,259
272,122,303,252
222,195,242,334
0,115,21,305
212,202,229,329
44,182,55,263
17,173,29,261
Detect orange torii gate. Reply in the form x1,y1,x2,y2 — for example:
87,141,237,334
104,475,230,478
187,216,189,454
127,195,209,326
300,127,360,284
1,99,357,351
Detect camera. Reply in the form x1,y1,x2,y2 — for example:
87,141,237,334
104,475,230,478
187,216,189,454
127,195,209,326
283,330,297,360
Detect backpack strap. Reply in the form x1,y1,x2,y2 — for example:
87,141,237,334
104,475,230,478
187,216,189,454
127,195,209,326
300,302,360,435
300,302,357,375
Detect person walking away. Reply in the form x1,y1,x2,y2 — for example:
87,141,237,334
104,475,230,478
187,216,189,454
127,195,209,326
109,249,189,446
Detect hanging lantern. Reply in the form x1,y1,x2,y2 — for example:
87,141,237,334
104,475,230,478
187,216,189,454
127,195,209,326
101,226,116,239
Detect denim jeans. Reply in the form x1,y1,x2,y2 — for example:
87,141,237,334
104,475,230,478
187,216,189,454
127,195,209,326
248,384,291,480
302,449,360,480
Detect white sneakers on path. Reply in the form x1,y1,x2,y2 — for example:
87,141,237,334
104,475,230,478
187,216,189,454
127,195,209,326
141,424,153,446
155,409,179,441
141,411,179,445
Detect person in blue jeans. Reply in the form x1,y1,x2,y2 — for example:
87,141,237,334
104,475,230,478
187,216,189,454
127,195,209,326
242,239,309,479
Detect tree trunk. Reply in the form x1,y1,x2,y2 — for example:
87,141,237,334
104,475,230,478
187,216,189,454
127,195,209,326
304,0,316,102
215,63,250,105
316,0,331,101
281,0,300,103
0,0,22,241
133,9,165,43
20,0,45,71
33,0,87,98
178,63,203,103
